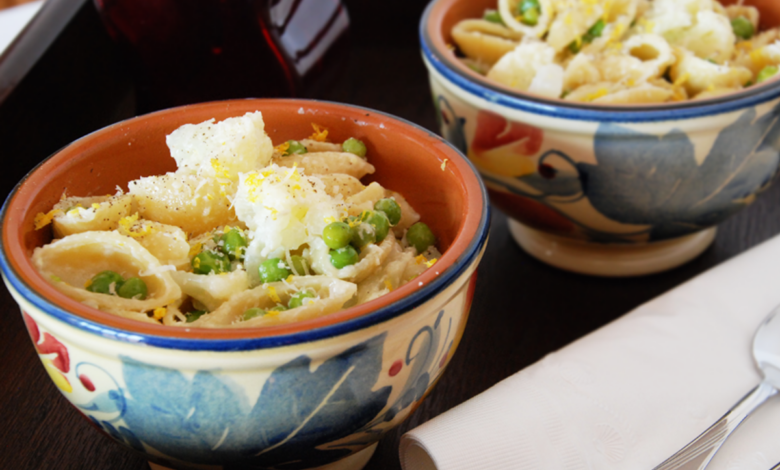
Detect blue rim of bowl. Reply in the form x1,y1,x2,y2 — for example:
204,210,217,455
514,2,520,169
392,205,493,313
419,1,780,123
0,100,491,352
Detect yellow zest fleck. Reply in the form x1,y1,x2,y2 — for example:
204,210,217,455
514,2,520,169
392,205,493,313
34,209,63,230
644,20,654,33
153,307,167,320
84,278,93,288
564,13,573,25
286,274,294,283
91,203,101,209
737,41,753,52
189,243,203,258
585,88,609,101
210,158,231,180
324,216,338,224
118,213,153,238
626,78,636,87
601,0,612,22
425,258,438,268
610,23,625,42
309,123,329,142
275,141,291,156
441,159,448,171
268,286,281,303
415,254,427,265
384,279,394,292
192,257,201,270
706,83,716,92
207,194,214,201
673,72,690,87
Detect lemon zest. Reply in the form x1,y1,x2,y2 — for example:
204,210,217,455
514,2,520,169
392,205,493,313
425,258,438,268
34,209,63,230
153,307,167,320
384,279,394,292
268,286,281,304
309,123,328,142
673,72,690,87
585,88,609,101
189,243,203,258
275,141,291,156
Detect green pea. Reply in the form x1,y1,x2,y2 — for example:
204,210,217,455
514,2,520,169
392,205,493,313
350,222,376,249
330,245,359,269
521,7,539,26
322,221,352,249
517,0,540,14
289,290,316,309
258,258,291,283
192,249,231,275
757,66,778,84
242,307,267,321
362,210,390,243
220,228,247,261
342,137,367,158
286,140,308,155
407,222,437,254
483,9,503,24
731,16,754,40
290,255,309,276
86,270,124,295
186,310,207,322
374,198,402,226
117,277,148,300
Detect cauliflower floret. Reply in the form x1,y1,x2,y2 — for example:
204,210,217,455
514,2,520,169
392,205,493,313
166,111,274,182
233,164,350,282
644,0,734,62
487,40,564,97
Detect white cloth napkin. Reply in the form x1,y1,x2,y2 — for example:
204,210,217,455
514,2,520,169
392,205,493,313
400,234,780,470
0,1,43,56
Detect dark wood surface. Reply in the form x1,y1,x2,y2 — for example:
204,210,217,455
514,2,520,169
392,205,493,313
1,1,780,469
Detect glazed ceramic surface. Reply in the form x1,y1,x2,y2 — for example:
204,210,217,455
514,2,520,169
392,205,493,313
0,99,489,470
420,0,780,275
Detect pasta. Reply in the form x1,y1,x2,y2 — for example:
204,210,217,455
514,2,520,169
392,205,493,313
33,112,441,328
451,0,780,103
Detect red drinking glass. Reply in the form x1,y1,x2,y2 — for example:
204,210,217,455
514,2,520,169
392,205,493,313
93,0,350,113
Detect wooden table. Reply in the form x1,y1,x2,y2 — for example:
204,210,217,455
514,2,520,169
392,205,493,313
1,1,779,469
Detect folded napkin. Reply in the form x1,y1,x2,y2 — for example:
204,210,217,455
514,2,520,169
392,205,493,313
400,234,780,470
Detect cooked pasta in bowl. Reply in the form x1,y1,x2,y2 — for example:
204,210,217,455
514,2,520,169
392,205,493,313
0,99,489,470
421,0,780,276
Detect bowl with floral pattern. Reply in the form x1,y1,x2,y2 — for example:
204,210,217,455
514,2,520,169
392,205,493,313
0,99,489,470
421,0,780,276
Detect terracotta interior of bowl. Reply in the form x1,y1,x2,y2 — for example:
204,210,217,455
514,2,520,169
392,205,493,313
428,0,780,106
3,99,485,339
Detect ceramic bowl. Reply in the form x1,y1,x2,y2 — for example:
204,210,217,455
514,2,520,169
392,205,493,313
421,0,780,276
0,99,489,470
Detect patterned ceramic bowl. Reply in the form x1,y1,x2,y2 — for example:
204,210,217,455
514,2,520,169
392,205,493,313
0,100,489,470
421,0,780,276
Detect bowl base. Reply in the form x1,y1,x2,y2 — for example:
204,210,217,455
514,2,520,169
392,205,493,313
147,443,378,470
508,220,716,277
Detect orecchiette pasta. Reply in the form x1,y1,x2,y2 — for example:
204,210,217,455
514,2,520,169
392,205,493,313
33,113,441,328
451,0,780,103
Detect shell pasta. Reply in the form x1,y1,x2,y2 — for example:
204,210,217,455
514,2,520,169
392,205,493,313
451,0,780,103
33,112,441,328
